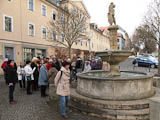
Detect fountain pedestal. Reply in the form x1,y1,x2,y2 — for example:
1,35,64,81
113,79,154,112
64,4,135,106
108,25,119,51
96,50,133,76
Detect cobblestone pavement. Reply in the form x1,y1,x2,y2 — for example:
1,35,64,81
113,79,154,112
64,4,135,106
0,59,159,120
0,76,105,120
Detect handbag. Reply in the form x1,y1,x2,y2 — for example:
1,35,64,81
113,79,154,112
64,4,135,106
26,76,32,81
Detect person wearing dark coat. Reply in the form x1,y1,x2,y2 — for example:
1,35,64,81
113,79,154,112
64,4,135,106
90,59,97,70
75,57,83,73
6,60,18,104
55,58,62,71
31,57,39,91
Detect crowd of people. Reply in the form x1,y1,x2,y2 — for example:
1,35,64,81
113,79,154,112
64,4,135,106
1,55,105,118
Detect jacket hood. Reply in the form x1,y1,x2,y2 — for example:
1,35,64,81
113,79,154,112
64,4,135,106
60,67,70,73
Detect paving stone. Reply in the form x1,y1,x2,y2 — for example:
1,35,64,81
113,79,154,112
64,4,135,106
0,77,105,120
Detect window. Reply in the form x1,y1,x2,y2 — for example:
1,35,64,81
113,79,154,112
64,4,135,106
23,48,34,62
28,23,35,36
86,41,87,47
61,14,64,24
52,10,56,20
4,47,14,61
92,43,94,48
42,4,47,16
28,0,34,11
80,24,82,32
81,41,83,46
42,27,47,39
3,15,13,32
52,31,56,40
61,33,64,42
73,8,78,14
74,23,77,29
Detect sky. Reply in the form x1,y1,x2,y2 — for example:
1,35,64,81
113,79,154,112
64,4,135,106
83,0,152,35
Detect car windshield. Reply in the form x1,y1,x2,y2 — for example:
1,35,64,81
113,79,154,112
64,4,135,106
148,56,157,62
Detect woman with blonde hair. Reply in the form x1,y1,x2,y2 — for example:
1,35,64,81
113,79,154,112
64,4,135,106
24,60,36,95
31,57,39,91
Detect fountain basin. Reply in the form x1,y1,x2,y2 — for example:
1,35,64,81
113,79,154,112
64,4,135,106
95,50,133,76
77,71,155,101
96,50,133,64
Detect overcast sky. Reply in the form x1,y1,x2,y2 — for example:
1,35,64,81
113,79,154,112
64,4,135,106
83,0,152,35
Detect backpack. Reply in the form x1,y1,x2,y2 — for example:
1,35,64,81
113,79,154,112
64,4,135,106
57,70,63,86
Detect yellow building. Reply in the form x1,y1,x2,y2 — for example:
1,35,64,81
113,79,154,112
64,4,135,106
0,0,59,66
0,0,90,73
0,0,110,74
90,23,110,52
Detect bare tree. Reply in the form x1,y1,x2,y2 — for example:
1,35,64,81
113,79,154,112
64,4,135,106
48,3,89,58
55,47,68,58
131,33,141,54
132,24,156,54
144,0,160,75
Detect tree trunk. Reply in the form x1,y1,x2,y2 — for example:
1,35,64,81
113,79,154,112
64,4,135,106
158,45,160,76
68,46,71,59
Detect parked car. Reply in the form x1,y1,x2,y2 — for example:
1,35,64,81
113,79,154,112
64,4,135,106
132,55,158,68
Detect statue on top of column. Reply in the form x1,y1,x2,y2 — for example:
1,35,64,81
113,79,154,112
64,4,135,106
108,2,116,26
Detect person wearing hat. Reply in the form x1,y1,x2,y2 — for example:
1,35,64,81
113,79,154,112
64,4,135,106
47,59,53,71
83,61,91,73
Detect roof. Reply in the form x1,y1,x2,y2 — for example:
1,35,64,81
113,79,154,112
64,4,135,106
46,0,59,6
117,33,122,37
66,0,91,17
99,27,109,32
99,27,123,37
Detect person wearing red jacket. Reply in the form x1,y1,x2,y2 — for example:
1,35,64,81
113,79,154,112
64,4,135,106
1,58,8,84
47,59,53,71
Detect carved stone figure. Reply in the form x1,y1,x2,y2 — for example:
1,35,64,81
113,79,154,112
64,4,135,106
108,2,116,25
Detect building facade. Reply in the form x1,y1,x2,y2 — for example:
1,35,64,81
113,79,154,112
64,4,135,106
0,0,110,74
90,23,110,52
117,33,126,50
0,0,60,65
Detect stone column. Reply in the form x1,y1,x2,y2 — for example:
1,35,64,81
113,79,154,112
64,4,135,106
153,77,160,88
150,97,160,120
108,25,119,51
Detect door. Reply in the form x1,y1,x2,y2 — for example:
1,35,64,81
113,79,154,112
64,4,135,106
4,47,14,60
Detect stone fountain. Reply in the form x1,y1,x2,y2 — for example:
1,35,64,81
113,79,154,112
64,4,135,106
69,2,155,120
